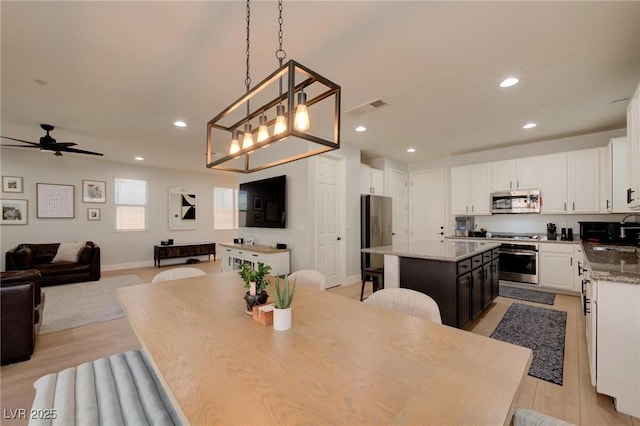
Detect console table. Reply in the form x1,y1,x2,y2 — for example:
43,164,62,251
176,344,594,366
153,242,216,267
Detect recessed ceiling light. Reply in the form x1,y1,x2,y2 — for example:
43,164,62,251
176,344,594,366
134,156,144,161
523,123,537,129
407,148,416,153
500,77,519,88
355,126,366,132
174,121,187,128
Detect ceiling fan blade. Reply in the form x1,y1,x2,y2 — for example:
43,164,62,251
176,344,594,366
2,144,41,148
59,147,104,156
1,136,40,146
52,142,78,148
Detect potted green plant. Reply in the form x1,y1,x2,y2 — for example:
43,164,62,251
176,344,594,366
272,274,296,331
239,262,272,314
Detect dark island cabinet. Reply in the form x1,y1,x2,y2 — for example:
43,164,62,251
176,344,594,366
400,247,499,328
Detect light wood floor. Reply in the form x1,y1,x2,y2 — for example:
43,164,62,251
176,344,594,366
2,260,638,426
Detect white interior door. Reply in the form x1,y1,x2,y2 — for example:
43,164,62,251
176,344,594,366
410,169,446,242
314,156,345,288
389,169,409,246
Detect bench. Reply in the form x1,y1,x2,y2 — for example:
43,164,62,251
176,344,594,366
29,350,182,425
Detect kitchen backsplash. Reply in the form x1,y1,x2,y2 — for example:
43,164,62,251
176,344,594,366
471,213,631,235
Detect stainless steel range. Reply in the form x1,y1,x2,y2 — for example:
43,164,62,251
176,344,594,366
491,235,539,284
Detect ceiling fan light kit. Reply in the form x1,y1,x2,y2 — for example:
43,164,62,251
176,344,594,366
206,0,341,174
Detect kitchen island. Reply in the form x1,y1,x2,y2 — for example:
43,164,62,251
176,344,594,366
362,239,501,328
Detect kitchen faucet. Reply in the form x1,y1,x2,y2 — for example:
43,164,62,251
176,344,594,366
619,213,640,239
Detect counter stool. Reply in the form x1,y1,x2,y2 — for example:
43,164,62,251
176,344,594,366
361,267,384,301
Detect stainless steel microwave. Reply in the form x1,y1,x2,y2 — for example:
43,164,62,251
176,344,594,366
491,190,541,214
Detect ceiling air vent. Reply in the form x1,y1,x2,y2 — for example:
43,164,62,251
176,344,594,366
345,98,388,115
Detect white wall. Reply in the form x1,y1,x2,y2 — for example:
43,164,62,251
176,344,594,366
1,148,238,270
237,141,362,279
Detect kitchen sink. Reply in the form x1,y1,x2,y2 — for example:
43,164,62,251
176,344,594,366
591,245,638,253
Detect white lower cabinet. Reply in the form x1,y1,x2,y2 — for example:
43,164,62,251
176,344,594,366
593,279,640,418
538,243,576,292
220,244,290,275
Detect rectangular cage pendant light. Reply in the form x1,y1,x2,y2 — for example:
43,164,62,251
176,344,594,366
207,60,341,173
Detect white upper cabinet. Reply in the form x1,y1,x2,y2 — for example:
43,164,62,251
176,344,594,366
627,82,640,209
491,158,540,191
361,166,384,195
451,164,491,215
609,137,633,213
541,153,569,213
599,146,612,213
540,148,600,214
569,148,600,214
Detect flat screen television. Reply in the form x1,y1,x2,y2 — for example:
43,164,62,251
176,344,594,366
238,175,286,228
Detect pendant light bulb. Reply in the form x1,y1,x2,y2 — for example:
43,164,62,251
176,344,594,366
242,123,254,149
257,114,269,143
274,104,287,136
229,130,240,155
294,91,310,131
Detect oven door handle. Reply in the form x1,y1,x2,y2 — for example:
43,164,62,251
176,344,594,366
499,250,537,256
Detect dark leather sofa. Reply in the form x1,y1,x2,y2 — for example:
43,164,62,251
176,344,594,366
1,269,45,364
5,242,100,286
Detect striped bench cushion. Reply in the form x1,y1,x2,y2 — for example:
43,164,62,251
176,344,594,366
29,350,182,426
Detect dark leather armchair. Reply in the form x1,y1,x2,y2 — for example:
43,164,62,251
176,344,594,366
1,269,45,364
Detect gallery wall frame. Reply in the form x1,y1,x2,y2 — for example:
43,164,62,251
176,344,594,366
1,199,28,225
2,176,23,193
87,208,100,220
37,183,75,218
83,180,106,203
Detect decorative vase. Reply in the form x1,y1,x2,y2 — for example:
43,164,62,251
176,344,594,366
273,307,292,331
244,291,268,314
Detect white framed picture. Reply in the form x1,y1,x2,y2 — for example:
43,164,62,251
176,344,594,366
83,180,106,203
87,208,100,220
2,176,23,193
1,199,28,225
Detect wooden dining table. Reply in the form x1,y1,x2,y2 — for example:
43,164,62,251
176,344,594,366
117,272,532,425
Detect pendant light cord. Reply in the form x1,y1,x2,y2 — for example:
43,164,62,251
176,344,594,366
276,0,286,97
245,0,251,116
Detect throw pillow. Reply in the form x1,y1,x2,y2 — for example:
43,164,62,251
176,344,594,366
51,242,86,263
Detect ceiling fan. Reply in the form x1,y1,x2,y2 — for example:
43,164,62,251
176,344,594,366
1,124,103,156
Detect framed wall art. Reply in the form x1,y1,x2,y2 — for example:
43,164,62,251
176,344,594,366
87,208,100,221
83,180,106,203
2,176,23,193
37,183,75,218
1,199,28,225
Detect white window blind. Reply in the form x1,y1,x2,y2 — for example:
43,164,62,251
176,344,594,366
115,178,147,231
213,187,237,230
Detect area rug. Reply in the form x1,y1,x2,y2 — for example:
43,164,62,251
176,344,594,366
40,275,143,334
490,303,567,385
499,285,555,305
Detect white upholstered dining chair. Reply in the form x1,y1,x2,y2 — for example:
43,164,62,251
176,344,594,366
364,288,442,324
151,267,206,283
287,269,326,290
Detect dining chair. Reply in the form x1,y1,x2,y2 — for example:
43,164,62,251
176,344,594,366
288,269,325,290
151,267,206,283
364,288,442,324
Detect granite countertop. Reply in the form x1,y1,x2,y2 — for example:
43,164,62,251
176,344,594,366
361,239,501,262
582,242,640,285
446,235,579,244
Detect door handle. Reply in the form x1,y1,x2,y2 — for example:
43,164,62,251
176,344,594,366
336,236,342,241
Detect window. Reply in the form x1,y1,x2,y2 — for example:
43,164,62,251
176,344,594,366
115,178,147,231
213,187,237,230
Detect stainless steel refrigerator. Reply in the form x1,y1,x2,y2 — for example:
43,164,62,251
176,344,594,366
361,195,393,272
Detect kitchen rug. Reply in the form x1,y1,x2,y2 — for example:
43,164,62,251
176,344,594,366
499,285,555,305
490,303,567,385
